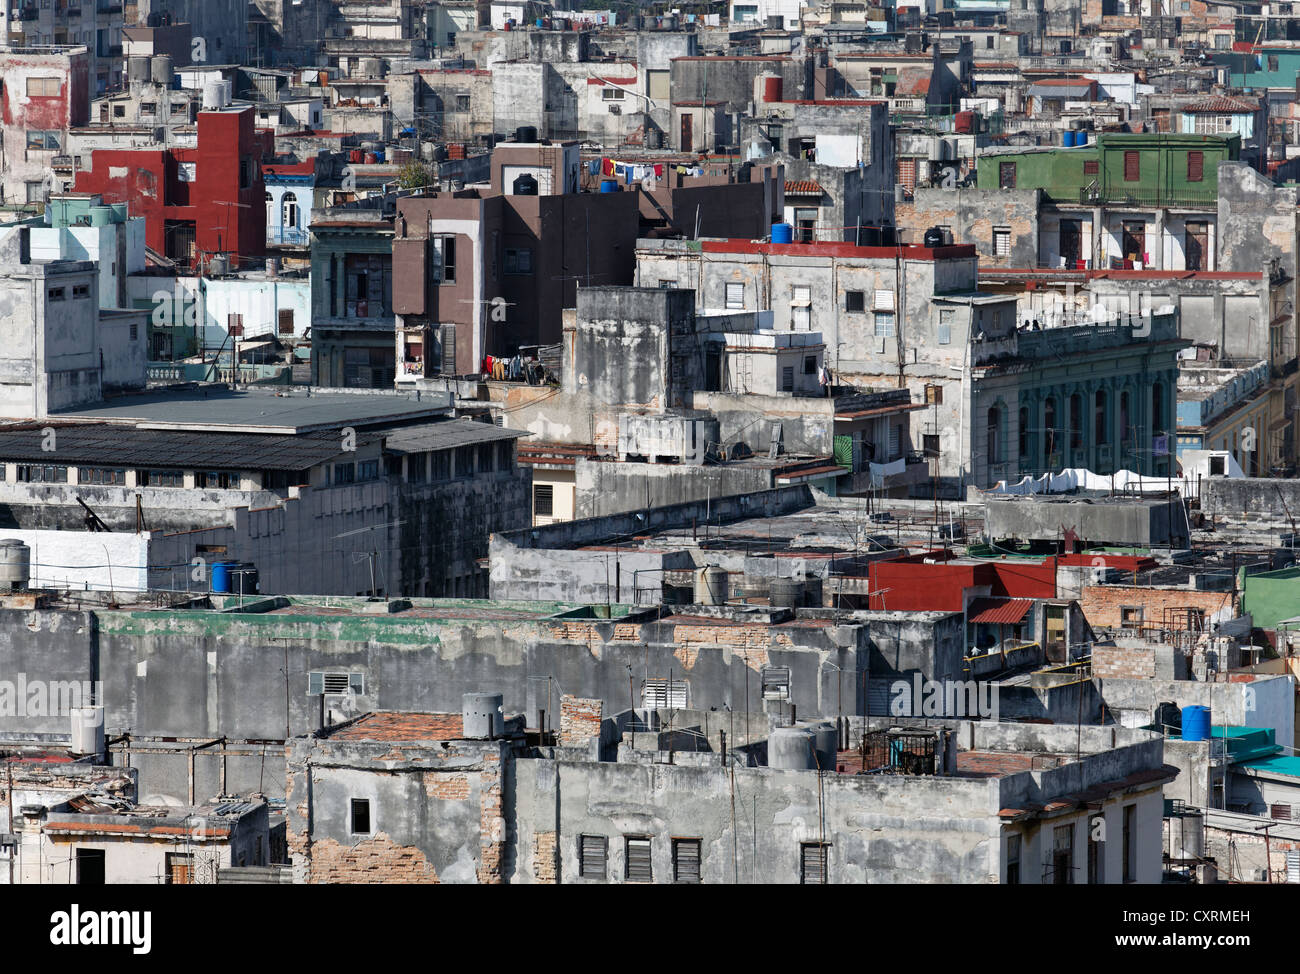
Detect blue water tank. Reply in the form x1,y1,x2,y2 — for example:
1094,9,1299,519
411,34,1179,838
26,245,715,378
599,179,619,193
771,222,794,244
1063,130,1077,147
1076,130,1089,146
536,17,545,27
211,561,236,594
1182,705,1211,742
373,148,385,163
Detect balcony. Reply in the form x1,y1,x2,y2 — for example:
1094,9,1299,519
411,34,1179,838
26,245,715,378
268,226,310,247
1075,186,1218,209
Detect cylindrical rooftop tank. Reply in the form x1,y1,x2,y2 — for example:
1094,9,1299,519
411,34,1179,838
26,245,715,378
695,566,728,605
771,222,794,244
599,179,619,193
128,56,151,83
211,560,237,594
70,707,105,757
769,577,805,609
1182,705,1211,742
769,726,818,769
90,206,115,227
805,721,837,770
923,226,945,248
463,692,505,739
0,539,30,592
151,54,173,86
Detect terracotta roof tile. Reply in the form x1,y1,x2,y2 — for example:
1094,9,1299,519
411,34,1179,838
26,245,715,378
327,711,464,742
784,179,824,195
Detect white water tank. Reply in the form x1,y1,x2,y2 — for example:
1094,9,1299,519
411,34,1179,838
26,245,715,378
151,54,173,86
70,707,105,756
694,566,728,605
769,726,818,769
0,539,30,591
202,81,230,110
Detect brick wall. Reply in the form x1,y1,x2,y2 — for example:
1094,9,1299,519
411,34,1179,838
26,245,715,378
1092,644,1157,680
1080,586,1234,632
477,751,505,884
304,833,440,884
559,695,603,746
534,830,558,883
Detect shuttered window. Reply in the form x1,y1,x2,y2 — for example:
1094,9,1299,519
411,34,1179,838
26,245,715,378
1187,150,1204,182
579,835,607,879
308,672,365,695
1123,150,1140,181
278,308,295,334
625,837,653,882
673,838,701,883
800,842,829,884
1271,803,1292,820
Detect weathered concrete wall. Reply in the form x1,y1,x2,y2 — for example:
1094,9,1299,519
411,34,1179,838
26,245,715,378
897,188,1040,267
1200,476,1300,518
984,495,1191,547
573,459,773,519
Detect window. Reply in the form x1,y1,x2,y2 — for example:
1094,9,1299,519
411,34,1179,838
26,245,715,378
454,445,475,478
1069,393,1083,450
803,355,816,375
75,848,105,885
672,838,701,883
725,282,745,309
1269,55,1280,71
998,161,1017,189
658,279,677,289
993,226,1011,257
504,248,532,274
332,463,355,486
78,467,125,485
1120,606,1144,629
1122,804,1137,882
1018,406,1029,458
1006,833,1021,883
1270,803,1292,820
198,470,236,489
846,290,865,313
794,207,817,243
1052,824,1074,884
1044,397,1058,458
1187,150,1204,182
48,287,66,302
73,284,89,300
114,104,126,118
923,433,940,458
136,469,183,488
1121,221,1146,262
625,837,652,882
140,101,156,116
1083,159,1099,175
873,289,895,311
782,365,794,392
455,94,471,112
800,842,828,884
1185,221,1208,272
430,451,451,481
1088,818,1104,884
278,309,295,335
497,440,513,471
791,284,811,331
433,235,456,284
987,407,1001,464
937,308,953,344
642,679,688,709
26,130,59,151
350,798,371,835
358,460,379,481
27,77,61,97
601,86,626,100
1123,150,1140,182
761,665,791,700
873,311,895,338
925,383,943,405
579,835,607,879
26,182,45,203
1095,390,1108,445
17,464,68,483
282,191,299,229
166,852,193,885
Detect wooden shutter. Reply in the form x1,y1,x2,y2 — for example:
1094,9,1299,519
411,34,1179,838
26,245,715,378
278,308,295,334
1124,151,1140,181
1271,803,1292,821
579,835,607,879
1187,151,1204,182
673,839,701,883
625,837,652,882
801,843,828,884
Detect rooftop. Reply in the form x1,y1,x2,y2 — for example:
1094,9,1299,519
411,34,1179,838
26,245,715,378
54,387,453,434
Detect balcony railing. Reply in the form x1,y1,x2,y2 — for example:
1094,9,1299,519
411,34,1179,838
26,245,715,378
268,226,310,246
1072,186,1218,209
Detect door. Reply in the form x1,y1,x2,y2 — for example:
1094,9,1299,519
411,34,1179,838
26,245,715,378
679,113,693,152
1121,221,1145,264
1059,219,1082,266
1185,221,1208,271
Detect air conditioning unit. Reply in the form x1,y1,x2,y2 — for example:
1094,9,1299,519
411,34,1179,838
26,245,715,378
608,104,621,114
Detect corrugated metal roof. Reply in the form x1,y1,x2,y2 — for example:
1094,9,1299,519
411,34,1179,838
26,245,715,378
0,425,361,471
383,419,529,454
966,597,1034,624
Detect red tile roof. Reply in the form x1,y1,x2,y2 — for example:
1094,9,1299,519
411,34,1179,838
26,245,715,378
1183,95,1259,113
328,712,464,742
967,597,1034,625
784,179,824,195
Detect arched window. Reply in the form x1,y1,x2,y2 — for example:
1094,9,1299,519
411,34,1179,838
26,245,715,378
1095,389,1108,445
1120,390,1130,443
265,191,273,226
1044,398,1057,459
1069,393,1083,449
282,191,299,229
1151,382,1164,435
1018,406,1029,458
987,407,1001,465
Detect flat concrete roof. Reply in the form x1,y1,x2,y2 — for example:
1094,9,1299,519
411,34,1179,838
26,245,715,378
54,387,453,435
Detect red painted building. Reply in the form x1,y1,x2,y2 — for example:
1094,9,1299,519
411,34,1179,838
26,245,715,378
0,47,91,204
74,106,268,269
864,552,1058,612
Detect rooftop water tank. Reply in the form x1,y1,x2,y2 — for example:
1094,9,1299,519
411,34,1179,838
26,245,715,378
695,566,728,605
599,179,619,193
151,54,173,86
210,560,238,594
805,721,838,770
769,577,805,609
512,171,539,196
463,692,504,739
0,539,30,592
70,707,104,757
1182,705,1211,741
127,56,151,84
515,125,538,143
771,222,794,244
769,726,818,769
923,226,945,248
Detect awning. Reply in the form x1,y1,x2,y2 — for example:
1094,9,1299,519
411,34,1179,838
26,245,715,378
967,597,1033,625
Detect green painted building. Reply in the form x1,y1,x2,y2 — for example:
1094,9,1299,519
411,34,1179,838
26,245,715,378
977,133,1239,208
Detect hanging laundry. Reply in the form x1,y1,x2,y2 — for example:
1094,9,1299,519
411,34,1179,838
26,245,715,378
654,164,664,179
602,158,615,177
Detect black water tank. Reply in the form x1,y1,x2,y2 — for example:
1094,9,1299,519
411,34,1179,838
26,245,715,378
923,226,945,248
515,125,538,143
512,172,539,196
